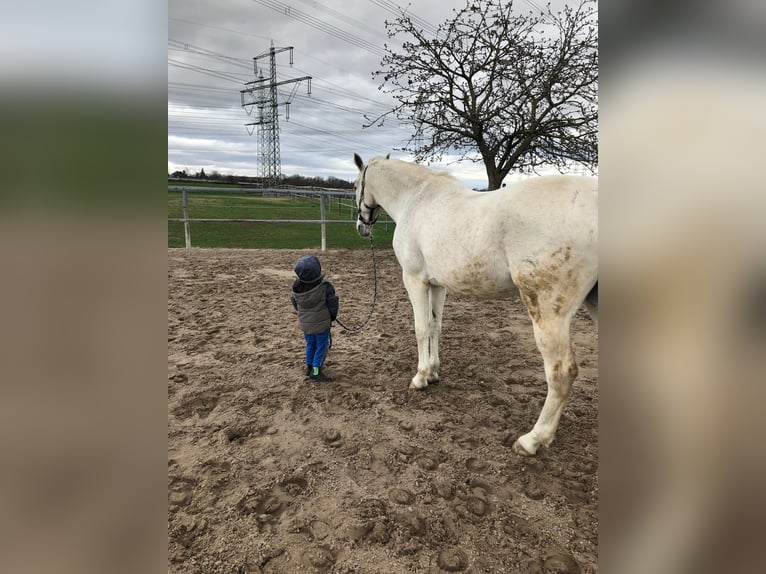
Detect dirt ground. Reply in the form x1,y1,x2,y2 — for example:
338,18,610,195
168,248,598,573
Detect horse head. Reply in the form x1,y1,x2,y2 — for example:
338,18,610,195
353,153,385,237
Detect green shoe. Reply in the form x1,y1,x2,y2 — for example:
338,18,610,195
309,370,333,382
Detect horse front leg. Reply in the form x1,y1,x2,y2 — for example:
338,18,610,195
426,285,446,384
402,273,434,390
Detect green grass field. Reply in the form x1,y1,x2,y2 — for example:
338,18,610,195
168,190,396,249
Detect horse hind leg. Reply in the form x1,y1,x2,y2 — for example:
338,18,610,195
514,319,578,455
514,289,580,456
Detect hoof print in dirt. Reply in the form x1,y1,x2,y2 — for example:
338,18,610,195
396,444,417,463
398,420,415,432
238,490,284,521
501,513,538,540
388,487,415,505
169,511,207,549
523,482,546,501
308,519,331,541
300,546,336,571
255,495,282,516
541,552,581,574
465,496,491,517
280,476,308,497
168,477,196,508
434,547,469,572
321,429,343,447
465,456,489,472
416,456,439,471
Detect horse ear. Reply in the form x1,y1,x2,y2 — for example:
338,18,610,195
354,153,364,171
385,153,390,159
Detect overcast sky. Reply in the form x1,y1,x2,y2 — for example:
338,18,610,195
168,0,577,189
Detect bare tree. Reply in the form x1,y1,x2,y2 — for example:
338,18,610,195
368,0,597,190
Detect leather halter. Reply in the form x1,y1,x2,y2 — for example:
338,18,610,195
357,165,381,226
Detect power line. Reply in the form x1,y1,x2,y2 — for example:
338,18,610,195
169,17,272,43
253,0,388,57
366,0,439,36
292,0,390,41
522,0,549,14
283,63,394,109
168,39,253,70
168,82,239,94
168,59,252,85
169,80,392,118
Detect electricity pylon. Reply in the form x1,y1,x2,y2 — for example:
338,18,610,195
240,43,311,186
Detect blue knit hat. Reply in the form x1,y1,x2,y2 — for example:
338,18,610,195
294,255,324,283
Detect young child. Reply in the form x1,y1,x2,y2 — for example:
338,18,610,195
290,255,339,382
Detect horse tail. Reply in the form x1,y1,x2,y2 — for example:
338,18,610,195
583,281,598,328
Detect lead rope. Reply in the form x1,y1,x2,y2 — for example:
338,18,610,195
335,231,377,333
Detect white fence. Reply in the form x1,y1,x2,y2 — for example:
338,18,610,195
168,185,389,250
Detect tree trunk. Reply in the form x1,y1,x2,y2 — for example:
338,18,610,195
485,164,503,191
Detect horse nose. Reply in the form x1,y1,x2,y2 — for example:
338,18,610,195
356,220,370,237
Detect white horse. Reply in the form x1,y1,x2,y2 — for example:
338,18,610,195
353,154,598,456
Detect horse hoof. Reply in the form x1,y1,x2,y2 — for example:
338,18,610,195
512,439,536,457
427,373,440,384
409,377,428,390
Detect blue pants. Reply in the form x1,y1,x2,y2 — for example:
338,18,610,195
304,330,331,368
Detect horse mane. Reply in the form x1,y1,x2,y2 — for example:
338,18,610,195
369,156,463,187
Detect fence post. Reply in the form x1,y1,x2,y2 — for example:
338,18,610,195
320,194,327,251
182,188,191,249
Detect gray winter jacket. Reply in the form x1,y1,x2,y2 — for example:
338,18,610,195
291,281,338,334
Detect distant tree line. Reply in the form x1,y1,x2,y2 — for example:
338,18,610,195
168,169,354,189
